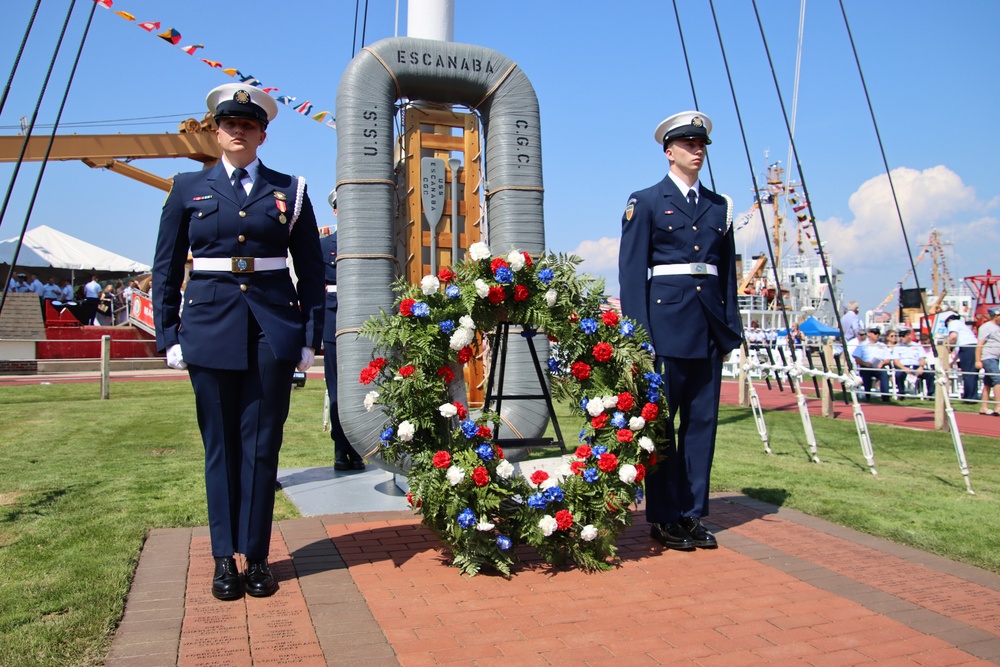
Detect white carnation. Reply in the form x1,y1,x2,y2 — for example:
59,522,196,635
538,515,558,537
638,436,655,453
474,278,490,298
397,420,415,442
363,390,379,412
507,250,525,272
629,416,646,431
459,315,476,330
545,289,558,307
602,395,619,409
449,327,475,351
495,459,515,480
446,465,465,486
439,402,458,418
580,525,598,542
586,399,606,417
420,274,440,295
469,242,492,261
476,520,495,532
618,464,638,484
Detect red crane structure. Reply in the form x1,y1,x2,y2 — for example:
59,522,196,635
964,269,1000,328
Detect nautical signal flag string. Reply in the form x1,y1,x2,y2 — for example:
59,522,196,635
91,0,337,130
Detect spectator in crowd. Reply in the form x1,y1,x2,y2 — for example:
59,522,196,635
853,327,891,402
945,312,980,400
40,276,62,301
26,273,43,297
842,300,862,341
84,274,102,324
975,306,1000,415
846,326,867,362
58,279,75,303
891,327,924,396
917,333,938,398
96,284,116,326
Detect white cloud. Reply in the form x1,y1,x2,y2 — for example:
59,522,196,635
569,236,620,296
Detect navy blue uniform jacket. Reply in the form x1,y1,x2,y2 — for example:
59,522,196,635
153,162,325,370
619,175,743,358
320,231,338,345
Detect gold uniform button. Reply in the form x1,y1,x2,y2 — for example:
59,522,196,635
696,286,702,292
667,225,673,231
694,245,700,251
197,212,203,218
288,301,294,306
240,284,248,292
188,299,193,304
692,225,698,230
656,299,662,304
238,234,246,243
239,210,247,218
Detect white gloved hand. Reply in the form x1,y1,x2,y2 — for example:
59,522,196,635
166,344,187,370
296,346,315,372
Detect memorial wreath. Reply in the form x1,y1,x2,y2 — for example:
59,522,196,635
358,243,668,576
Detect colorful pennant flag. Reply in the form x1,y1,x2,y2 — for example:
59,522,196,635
276,95,296,106
236,71,262,87
157,28,182,45
294,101,314,115
93,0,113,8
180,44,204,55
311,111,333,123
137,21,160,31
222,68,238,77
115,10,135,20
201,59,222,68
262,87,279,93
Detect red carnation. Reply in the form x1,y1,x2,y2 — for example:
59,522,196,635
602,310,619,327
616,429,634,443
575,444,592,459
496,446,504,459
530,470,549,486
593,342,613,363
598,452,619,472
634,463,646,483
546,333,558,343
359,366,378,385
570,361,591,381
437,366,455,383
591,413,609,429
648,451,657,466
521,251,533,268
398,365,415,378
437,267,456,282
399,298,415,316
453,402,468,419
472,466,490,487
487,286,506,304
570,460,586,476
405,492,422,508
641,403,659,421
490,257,509,273
617,392,635,412
458,346,474,364
370,357,387,370
477,425,492,438
569,312,580,323
432,451,452,469
555,509,573,531
513,284,530,302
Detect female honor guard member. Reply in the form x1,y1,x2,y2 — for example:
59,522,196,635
619,111,743,551
153,84,324,600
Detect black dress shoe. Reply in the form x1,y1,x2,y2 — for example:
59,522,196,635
245,559,278,597
679,517,718,549
333,457,353,471
649,522,695,550
350,452,365,470
212,556,244,601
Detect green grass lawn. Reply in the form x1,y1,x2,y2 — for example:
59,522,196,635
0,377,998,666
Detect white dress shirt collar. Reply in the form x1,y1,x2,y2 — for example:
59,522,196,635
668,171,700,203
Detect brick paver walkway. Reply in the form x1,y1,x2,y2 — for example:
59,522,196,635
106,494,1000,666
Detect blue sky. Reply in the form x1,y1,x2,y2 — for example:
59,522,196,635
1,0,997,312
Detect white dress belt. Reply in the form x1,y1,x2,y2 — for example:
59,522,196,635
652,263,718,277
191,257,287,273
326,285,338,293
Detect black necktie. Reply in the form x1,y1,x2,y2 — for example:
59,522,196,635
687,188,697,209
232,167,248,206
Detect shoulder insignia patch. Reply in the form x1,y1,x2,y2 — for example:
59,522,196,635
625,203,634,222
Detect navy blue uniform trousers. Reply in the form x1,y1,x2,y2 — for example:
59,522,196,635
644,346,723,524
188,314,294,559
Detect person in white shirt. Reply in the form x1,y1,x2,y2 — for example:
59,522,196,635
841,301,862,342
891,327,924,396
946,313,980,400
917,333,938,398
975,306,1000,415
83,275,102,325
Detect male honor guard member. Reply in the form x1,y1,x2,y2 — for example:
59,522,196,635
619,111,743,551
153,83,324,600
321,193,364,470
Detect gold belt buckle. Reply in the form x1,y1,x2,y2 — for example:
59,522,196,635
231,257,254,273
691,263,707,275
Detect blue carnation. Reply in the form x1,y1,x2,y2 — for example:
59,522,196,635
635,488,644,505
583,468,599,483
457,508,476,529
439,319,455,334
412,301,430,317
592,444,608,456
611,411,626,429
580,397,589,412
620,321,635,337
494,266,514,284
527,493,549,509
538,267,554,284
547,357,561,374
475,443,495,462
578,428,591,444
641,342,655,354
496,535,512,551
461,419,479,439
644,371,664,388
647,389,661,404
580,318,598,335
379,427,394,442
445,284,461,299
544,486,565,502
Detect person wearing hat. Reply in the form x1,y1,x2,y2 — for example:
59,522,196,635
944,312,980,401
618,111,742,551
842,300,862,342
890,327,923,396
153,83,324,600
320,193,364,470
852,327,891,402
975,306,1000,415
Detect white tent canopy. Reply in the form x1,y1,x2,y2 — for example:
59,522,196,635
0,224,149,273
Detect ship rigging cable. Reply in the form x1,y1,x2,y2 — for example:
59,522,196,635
0,0,41,119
